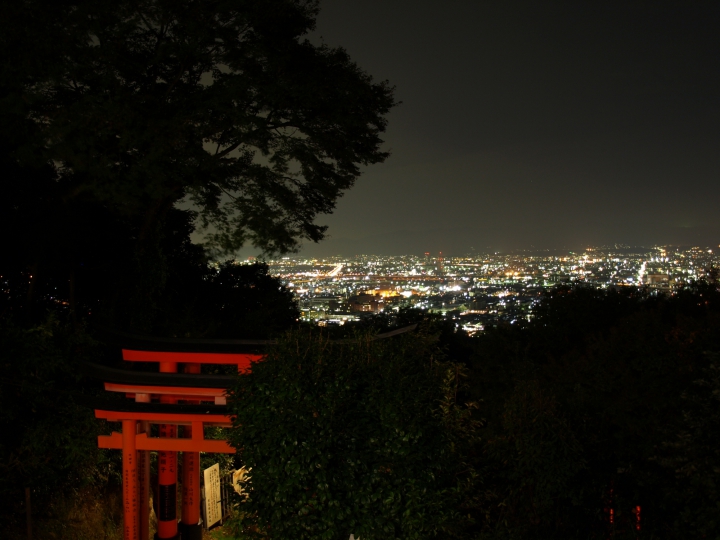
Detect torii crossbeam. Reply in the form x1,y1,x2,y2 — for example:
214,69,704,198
88,325,416,540
86,333,266,540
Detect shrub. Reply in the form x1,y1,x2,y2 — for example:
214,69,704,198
0,316,116,526
226,328,481,539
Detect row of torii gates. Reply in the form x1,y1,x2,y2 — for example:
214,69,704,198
86,332,268,540
87,326,417,540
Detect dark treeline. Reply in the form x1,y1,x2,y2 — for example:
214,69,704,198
308,284,720,538
0,96,298,337
466,283,720,538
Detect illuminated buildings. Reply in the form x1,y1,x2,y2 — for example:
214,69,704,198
261,245,720,334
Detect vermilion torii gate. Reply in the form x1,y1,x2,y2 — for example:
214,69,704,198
88,325,416,540
86,335,267,540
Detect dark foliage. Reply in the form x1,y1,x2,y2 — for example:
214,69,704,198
0,316,118,528
154,260,300,339
318,307,474,367
655,354,720,536
470,283,720,539
226,326,481,539
1,0,396,255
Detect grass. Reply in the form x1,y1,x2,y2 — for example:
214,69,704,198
7,485,123,540
5,484,238,540
204,524,236,539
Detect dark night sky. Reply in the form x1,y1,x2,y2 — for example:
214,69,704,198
287,1,720,257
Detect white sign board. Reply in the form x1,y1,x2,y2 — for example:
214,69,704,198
203,464,222,528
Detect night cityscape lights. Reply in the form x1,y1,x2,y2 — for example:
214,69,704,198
255,245,719,334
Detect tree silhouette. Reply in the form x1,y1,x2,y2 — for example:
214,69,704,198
2,0,396,254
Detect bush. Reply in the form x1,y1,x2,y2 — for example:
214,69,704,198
482,379,585,537
226,327,481,539
469,283,720,538
0,315,117,526
654,355,720,537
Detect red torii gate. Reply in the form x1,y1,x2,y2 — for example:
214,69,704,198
89,325,416,540
87,337,266,540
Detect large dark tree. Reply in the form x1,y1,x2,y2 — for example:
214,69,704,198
1,0,395,254
1,0,395,327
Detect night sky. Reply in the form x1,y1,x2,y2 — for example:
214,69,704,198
286,0,720,257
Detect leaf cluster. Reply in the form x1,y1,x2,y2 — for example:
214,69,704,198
226,326,481,539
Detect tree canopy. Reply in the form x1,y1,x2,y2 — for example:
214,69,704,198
2,0,396,254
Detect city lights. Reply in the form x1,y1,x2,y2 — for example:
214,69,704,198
258,245,718,334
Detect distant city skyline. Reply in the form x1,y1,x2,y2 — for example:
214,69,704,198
254,243,720,260
264,244,717,332
238,237,720,260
